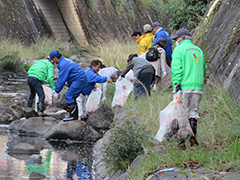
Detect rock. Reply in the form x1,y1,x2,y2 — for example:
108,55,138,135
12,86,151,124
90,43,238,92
8,117,59,136
26,154,42,165
29,171,46,180
84,125,100,142
45,120,86,140
87,104,114,130
7,142,39,154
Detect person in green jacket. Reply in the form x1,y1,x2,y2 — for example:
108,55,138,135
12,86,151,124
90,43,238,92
27,59,55,116
171,28,208,149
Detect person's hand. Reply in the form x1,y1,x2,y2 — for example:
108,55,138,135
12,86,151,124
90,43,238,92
162,71,167,78
118,76,123,81
107,78,112,83
175,83,182,92
52,90,56,96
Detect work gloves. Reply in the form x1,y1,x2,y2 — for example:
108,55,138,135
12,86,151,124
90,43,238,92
175,83,182,92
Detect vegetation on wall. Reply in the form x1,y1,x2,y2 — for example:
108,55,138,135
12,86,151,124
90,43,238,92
163,0,208,30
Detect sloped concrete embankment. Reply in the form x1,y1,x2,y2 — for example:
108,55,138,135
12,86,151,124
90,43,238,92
202,0,240,106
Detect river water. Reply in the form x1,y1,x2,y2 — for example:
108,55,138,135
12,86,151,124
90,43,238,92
0,127,94,180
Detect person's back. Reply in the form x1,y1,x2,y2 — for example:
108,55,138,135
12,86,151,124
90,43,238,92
138,33,155,55
172,39,205,90
56,57,86,92
28,59,55,87
152,22,172,65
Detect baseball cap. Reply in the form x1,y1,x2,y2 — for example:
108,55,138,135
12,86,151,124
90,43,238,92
152,22,161,29
49,50,59,61
171,28,191,40
143,24,152,32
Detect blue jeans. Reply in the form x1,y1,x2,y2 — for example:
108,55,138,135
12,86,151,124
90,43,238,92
65,77,87,104
134,73,154,96
27,76,44,103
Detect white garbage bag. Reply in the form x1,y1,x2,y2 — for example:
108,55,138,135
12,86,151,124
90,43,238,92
161,65,172,89
111,78,133,107
155,91,193,142
86,88,102,113
124,70,134,82
35,84,52,111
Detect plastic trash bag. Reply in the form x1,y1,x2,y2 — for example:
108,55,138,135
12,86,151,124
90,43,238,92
125,69,134,82
86,88,102,113
111,78,133,107
160,64,172,90
155,91,193,142
35,84,52,111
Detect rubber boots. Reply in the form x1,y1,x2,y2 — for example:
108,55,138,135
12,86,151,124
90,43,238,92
37,102,44,117
189,118,199,146
63,103,78,121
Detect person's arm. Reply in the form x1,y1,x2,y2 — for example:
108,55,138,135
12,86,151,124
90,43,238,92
171,48,183,89
55,64,69,93
46,63,56,90
120,60,134,77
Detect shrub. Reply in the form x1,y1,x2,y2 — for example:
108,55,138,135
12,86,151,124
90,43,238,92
103,120,150,171
164,0,207,30
0,54,24,74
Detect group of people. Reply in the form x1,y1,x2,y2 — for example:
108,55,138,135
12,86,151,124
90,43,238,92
131,22,207,148
27,21,207,149
27,50,116,121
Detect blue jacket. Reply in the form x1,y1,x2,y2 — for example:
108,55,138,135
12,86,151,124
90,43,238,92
55,56,86,93
153,28,172,61
82,68,107,95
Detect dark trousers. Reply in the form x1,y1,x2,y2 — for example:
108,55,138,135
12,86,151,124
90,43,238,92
27,76,44,103
134,73,154,96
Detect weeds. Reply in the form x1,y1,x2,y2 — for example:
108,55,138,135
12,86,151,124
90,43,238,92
126,78,240,178
103,119,150,171
0,37,86,61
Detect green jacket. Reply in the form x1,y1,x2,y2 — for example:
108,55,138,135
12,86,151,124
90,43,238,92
172,40,207,91
28,59,55,90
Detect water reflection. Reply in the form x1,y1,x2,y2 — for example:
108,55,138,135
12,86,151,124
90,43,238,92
0,132,93,179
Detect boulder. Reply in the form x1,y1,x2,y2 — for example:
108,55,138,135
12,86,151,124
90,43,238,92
84,125,100,142
44,120,86,140
87,104,114,130
8,116,60,136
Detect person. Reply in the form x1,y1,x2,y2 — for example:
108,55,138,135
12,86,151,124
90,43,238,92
131,31,144,44
48,50,87,121
27,58,56,117
149,38,168,91
152,22,172,67
77,60,112,120
138,24,155,55
98,66,120,103
119,54,155,97
171,28,208,149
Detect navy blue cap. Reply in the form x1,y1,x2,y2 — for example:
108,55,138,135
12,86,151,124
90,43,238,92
171,28,191,40
49,50,59,61
152,22,161,28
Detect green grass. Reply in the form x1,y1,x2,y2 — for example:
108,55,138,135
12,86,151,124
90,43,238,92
92,39,240,178
125,80,240,179
0,37,87,61
1,31,239,178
